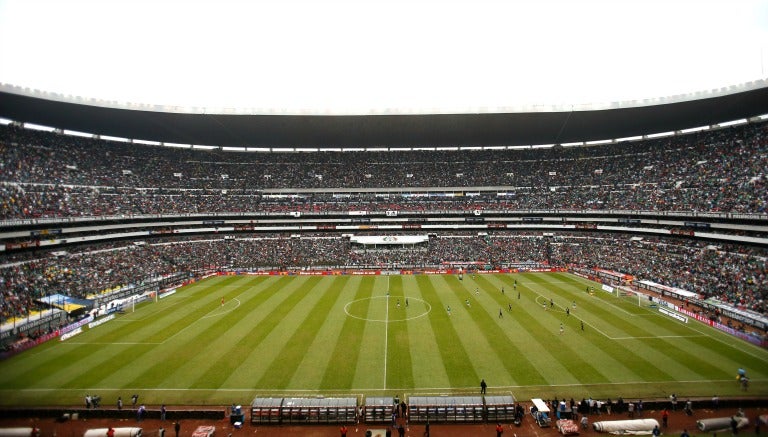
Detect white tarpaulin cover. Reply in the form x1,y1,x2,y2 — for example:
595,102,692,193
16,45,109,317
83,428,142,437
592,419,659,434
696,416,749,432
0,428,40,437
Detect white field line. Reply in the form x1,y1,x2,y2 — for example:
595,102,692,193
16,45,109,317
610,335,707,340
533,277,767,352
675,316,768,362
528,287,613,339
118,299,186,323
65,299,243,346
161,298,242,344
159,279,261,343
63,341,161,345
4,378,759,393
524,281,679,340
384,276,390,390
530,277,644,317
638,296,768,361
201,298,242,319
532,280,586,285
598,296,645,317
526,275,768,357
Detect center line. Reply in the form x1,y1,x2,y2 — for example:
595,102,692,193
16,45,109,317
384,275,390,390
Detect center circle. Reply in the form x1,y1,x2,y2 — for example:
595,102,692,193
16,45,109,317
344,296,431,322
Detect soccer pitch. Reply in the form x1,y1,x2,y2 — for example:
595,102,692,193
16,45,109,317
1,272,766,407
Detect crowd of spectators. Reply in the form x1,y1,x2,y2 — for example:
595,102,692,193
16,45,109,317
1,120,766,332
2,233,765,325
1,120,767,219
547,235,767,315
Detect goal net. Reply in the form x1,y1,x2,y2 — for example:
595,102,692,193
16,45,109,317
616,286,655,308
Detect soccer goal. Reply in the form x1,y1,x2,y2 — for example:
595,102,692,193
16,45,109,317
615,286,656,308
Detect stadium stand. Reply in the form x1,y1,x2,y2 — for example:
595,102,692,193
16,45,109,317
0,121,766,218
1,120,767,347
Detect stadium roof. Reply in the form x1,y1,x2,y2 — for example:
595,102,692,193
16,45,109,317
2,83,768,149
2,1,767,149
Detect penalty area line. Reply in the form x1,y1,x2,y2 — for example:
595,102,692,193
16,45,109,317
161,298,242,344
609,334,707,340
62,341,161,345
5,379,760,394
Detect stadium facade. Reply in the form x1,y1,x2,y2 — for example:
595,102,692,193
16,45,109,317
1,82,767,349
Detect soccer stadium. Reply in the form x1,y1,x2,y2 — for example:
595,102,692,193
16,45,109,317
1,1,768,436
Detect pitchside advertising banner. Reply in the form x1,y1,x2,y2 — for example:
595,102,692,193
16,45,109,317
658,307,688,323
88,314,115,329
675,305,767,347
219,268,565,276
0,314,95,358
592,268,635,283
0,311,62,340
0,330,60,359
60,315,94,336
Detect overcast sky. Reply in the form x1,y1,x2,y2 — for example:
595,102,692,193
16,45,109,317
0,0,766,115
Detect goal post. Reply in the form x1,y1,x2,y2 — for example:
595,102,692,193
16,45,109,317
615,285,653,307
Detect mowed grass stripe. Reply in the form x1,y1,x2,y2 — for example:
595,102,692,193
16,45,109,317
522,275,637,335
192,276,325,389
492,275,596,385
507,274,673,384
465,275,551,386
132,276,277,388
468,273,600,386
320,276,375,390
403,276,451,389
526,275,674,336
616,334,728,380
32,276,259,390
251,276,342,389
524,275,673,382
2,272,767,407
567,295,730,380
3,316,155,390
647,320,757,374
606,298,768,376
564,273,768,377
120,276,273,389
163,276,299,388
530,274,728,382
385,275,415,389
527,273,696,380
287,275,354,390
416,275,478,388
492,274,608,385
684,334,768,379
0,329,106,389
95,276,241,344
443,275,543,387
0,276,243,389
139,277,247,344
351,278,389,389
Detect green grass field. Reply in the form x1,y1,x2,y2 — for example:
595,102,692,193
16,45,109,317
1,272,766,407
